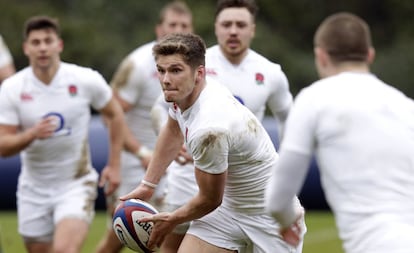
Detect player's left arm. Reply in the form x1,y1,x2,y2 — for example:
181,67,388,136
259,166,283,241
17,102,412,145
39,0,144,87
265,150,310,246
97,97,125,195
267,70,293,139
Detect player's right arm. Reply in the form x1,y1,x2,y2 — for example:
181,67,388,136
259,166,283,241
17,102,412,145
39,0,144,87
120,115,183,200
0,118,55,157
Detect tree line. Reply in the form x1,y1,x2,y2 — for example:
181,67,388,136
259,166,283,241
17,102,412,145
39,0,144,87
1,0,413,98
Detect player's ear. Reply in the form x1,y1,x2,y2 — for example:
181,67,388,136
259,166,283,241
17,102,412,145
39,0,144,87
367,47,375,64
194,65,205,84
58,39,64,53
314,47,329,67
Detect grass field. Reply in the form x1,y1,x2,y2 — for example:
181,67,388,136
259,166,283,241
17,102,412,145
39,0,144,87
0,210,343,253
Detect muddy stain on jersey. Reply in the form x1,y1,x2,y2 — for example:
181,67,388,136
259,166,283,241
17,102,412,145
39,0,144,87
111,59,134,90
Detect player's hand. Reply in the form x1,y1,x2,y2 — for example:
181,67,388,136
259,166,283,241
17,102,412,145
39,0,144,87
119,183,154,202
281,221,302,246
280,209,305,247
174,145,193,165
139,212,176,250
30,117,57,139
99,165,121,196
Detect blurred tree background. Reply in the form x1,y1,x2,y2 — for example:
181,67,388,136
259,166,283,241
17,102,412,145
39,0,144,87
1,0,413,98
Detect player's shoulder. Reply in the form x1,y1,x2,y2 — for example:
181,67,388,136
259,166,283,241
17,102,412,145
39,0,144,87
246,49,282,70
197,79,241,121
61,62,103,78
127,41,156,62
1,67,30,89
59,62,107,87
295,75,345,107
206,45,220,56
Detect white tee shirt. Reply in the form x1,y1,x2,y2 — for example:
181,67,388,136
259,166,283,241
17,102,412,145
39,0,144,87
281,72,414,252
205,45,292,122
0,62,112,185
169,79,282,213
0,35,13,68
111,41,161,171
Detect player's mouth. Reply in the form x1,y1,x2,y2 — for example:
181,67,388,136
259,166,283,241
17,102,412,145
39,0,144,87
226,39,240,49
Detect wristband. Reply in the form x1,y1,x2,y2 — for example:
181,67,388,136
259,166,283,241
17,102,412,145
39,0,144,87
135,146,152,160
141,179,158,189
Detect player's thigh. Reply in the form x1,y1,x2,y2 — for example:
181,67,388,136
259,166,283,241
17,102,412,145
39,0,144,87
178,234,237,253
17,181,54,239
161,232,186,253
54,170,98,225
53,218,89,252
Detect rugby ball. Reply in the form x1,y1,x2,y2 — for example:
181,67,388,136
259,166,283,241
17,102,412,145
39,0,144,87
112,199,158,252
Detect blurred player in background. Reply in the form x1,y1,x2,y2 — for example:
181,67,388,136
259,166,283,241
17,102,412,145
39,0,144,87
95,1,193,253
0,34,16,83
206,0,293,138
0,15,124,253
265,12,414,253
122,32,304,253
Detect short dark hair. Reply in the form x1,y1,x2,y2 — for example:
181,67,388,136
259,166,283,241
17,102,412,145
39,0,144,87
23,15,60,40
215,0,258,21
158,1,192,25
153,33,206,69
314,12,372,63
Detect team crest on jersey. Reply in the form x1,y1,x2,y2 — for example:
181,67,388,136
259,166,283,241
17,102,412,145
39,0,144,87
255,73,264,85
68,84,77,96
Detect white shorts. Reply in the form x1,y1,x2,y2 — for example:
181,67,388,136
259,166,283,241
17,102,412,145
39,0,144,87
186,206,304,253
17,170,98,238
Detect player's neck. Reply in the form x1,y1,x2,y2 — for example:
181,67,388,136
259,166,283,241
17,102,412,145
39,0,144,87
177,79,206,112
221,48,248,66
32,61,61,85
332,62,370,76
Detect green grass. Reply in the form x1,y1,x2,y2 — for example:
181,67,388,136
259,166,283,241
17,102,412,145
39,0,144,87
0,210,343,253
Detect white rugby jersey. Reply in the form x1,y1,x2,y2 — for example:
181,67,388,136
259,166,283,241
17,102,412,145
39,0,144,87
169,79,288,213
0,35,13,68
205,45,292,122
0,62,112,184
151,94,198,206
111,41,161,169
281,72,414,252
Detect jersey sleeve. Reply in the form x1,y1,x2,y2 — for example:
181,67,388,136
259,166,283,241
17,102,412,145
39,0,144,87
189,127,229,174
88,70,112,110
0,35,13,68
266,66,293,118
110,57,143,105
280,88,317,155
0,81,19,125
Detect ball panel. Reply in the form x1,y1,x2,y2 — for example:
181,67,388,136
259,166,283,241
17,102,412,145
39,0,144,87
113,217,141,251
112,199,158,253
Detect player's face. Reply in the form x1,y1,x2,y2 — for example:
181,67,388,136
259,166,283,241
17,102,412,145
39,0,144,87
156,54,199,108
215,7,255,63
23,29,63,70
156,10,193,39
